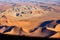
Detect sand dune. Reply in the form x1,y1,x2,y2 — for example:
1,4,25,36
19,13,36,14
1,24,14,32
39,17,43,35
0,2,60,38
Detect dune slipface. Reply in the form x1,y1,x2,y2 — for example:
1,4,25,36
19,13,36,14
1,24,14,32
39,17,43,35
0,0,60,38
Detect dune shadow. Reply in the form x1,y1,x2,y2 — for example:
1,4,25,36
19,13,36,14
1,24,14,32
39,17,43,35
30,20,54,33
3,26,15,33
56,20,60,24
39,20,54,27
0,25,15,33
30,20,60,33
43,29,57,38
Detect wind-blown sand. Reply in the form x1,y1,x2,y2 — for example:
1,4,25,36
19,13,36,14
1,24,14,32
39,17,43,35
0,2,60,38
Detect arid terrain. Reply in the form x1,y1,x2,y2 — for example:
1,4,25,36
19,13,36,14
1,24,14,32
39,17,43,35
0,0,60,38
